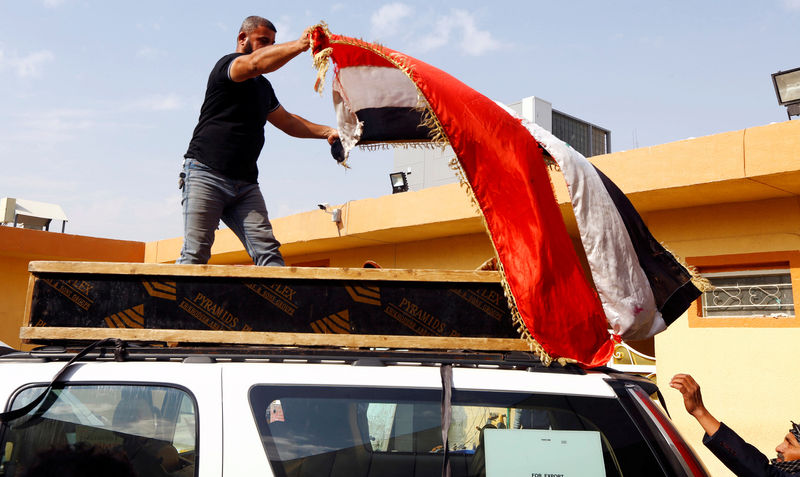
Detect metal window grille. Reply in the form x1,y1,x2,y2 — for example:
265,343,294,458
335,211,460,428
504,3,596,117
700,269,795,318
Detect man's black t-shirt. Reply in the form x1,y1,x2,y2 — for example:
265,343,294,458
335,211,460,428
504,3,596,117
185,53,280,183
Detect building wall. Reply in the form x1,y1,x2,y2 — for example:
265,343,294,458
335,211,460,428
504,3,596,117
652,198,800,476
0,227,144,349
657,312,799,477
284,233,495,270
610,119,800,476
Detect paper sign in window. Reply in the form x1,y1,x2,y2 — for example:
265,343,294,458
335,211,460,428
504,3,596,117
484,428,605,477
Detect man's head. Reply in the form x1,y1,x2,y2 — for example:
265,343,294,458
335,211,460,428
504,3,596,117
775,422,800,462
237,16,276,54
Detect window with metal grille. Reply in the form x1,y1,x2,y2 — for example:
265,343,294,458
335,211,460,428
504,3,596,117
700,269,795,318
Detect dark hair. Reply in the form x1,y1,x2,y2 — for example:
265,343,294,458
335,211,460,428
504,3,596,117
240,16,276,34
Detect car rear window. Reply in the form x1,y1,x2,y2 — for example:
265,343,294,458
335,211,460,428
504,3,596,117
0,384,197,477
249,386,668,477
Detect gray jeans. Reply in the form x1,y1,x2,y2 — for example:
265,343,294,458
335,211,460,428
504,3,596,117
177,159,284,266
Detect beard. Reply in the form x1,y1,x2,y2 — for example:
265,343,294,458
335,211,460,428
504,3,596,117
243,38,253,54
771,456,800,472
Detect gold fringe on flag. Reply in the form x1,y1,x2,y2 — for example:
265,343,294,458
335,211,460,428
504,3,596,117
357,140,444,152
415,97,449,149
309,22,334,94
661,243,714,292
312,47,332,94
448,157,560,366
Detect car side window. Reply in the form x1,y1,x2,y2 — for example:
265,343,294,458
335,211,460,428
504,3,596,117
0,384,197,477
249,386,668,477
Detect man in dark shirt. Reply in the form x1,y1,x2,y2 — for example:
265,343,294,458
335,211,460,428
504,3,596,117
178,16,338,266
671,373,800,476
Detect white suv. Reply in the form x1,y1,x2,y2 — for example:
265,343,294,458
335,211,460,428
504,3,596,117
0,342,707,476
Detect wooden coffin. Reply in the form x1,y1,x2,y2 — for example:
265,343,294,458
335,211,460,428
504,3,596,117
20,261,527,351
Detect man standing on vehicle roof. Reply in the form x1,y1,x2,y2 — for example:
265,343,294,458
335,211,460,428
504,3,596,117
178,16,339,266
671,373,800,476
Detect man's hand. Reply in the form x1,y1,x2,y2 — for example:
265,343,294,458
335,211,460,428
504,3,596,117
670,373,721,436
325,127,339,145
298,27,312,52
670,373,706,416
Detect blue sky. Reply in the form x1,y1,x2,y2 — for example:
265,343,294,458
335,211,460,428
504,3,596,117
1,0,798,242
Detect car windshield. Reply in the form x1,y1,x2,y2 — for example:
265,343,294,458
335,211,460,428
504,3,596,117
0,384,197,477
249,386,668,477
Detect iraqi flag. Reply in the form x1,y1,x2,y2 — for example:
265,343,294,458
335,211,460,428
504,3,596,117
310,25,700,365
495,104,702,341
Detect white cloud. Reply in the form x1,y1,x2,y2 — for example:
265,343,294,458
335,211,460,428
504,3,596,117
417,16,450,51
783,0,800,9
0,173,81,195
0,96,182,154
371,3,413,38
417,10,505,56
7,112,92,151
22,109,97,139
366,6,506,56
0,108,119,146
71,192,183,241
43,0,66,7
0,49,55,78
0,110,101,169
128,93,184,112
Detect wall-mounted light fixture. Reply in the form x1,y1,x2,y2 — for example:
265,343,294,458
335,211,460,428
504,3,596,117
317,203,342,224
772,67,800,119
389,172,409,194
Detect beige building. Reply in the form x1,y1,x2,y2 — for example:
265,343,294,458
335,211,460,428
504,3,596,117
1,119,799,475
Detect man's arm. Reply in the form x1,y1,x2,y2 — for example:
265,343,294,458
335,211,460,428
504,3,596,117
703,423,796,477
671,374,796,476
267,106,339,144
230,29,311,82
669,373,721,437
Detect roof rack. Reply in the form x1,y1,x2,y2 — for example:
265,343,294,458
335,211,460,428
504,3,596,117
1,342,581,373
